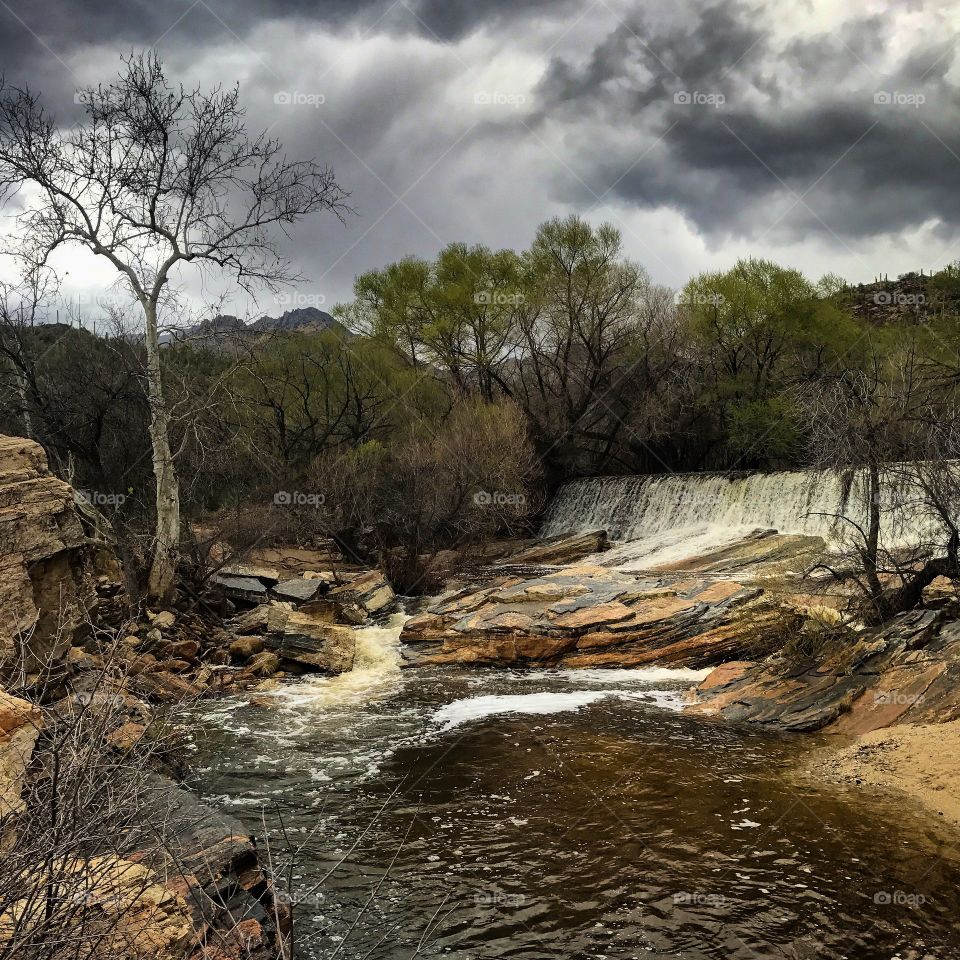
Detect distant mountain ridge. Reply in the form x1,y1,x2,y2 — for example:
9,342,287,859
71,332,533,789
174,306,348,342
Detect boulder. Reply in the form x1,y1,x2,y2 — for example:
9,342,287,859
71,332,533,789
226,603,273,636
153,658,193,674
329,570,395,616
161,639,200,662
0,855,196,957
106,721,147,751
0,690,42,819
229,635,265,662
266,603,294,634
298,598,340,623
509,530,609,566
339,603,366,625
210,573,270,605
147,610,176,630
0,435,120,669
246,651,281,678
271,577,326,604
266,610,356,674
131,670,203,703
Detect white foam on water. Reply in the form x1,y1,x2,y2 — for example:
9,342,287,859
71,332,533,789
521,666,714,685
433,691,619,730
432,683,698,731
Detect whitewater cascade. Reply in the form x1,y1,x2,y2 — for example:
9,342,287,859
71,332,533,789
275,612,409,709
540,468,939,569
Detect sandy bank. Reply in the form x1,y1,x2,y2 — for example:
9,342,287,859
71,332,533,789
807,720,960,830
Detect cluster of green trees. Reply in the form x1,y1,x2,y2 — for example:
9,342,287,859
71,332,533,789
341,219,960,478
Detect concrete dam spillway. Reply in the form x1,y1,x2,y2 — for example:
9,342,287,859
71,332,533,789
540,467,940,569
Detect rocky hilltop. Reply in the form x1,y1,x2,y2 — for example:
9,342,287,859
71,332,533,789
171,305,349,344
847,269,960,325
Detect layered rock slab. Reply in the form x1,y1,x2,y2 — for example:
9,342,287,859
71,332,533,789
686,610,960,733
401,565,791,668
0,435,119,668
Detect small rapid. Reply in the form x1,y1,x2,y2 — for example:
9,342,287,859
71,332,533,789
267,612,409,712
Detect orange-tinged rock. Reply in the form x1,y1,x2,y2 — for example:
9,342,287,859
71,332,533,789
106,721,147,752
615,596,697,627
689,581,746,603
0,690,41,819
697,661,756,692
514,633,578,660
550,601,635,630
479,611,539,631
829,663,946,737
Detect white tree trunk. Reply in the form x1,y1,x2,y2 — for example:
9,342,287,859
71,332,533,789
143,299,180,602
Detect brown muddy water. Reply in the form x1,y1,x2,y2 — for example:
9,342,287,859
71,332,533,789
184,617,960,959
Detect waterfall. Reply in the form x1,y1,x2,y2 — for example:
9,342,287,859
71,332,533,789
540,468,943,569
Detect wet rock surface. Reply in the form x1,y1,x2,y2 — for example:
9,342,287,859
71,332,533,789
401,563,794,668
507,529,609,565
687,610,960,733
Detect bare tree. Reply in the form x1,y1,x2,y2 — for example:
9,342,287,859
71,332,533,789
799,338,960,623
0,52,349,601
0,269,56,440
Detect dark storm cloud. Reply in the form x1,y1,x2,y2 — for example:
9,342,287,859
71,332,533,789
0,0,576,82
412,0,579,41
534,0,960,243
0,0,582,130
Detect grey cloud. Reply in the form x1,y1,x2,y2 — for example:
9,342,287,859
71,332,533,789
531,0,960,244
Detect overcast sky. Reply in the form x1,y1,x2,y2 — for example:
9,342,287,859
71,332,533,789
1,0,959,319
